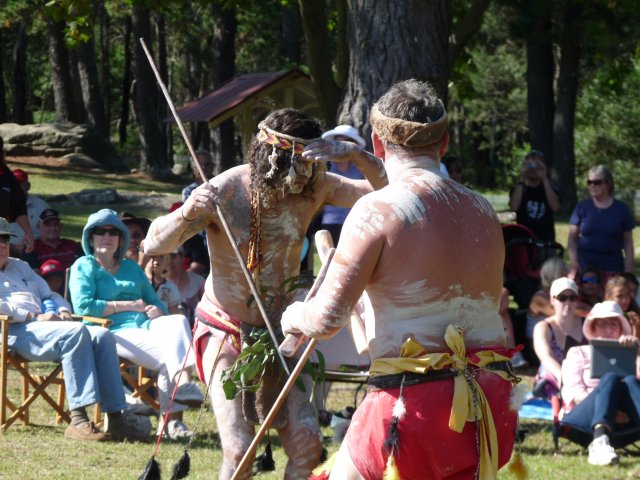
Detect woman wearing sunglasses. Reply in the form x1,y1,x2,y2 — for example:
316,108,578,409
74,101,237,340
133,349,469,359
532,277,587,399
568,165,635,283
68,209,204,440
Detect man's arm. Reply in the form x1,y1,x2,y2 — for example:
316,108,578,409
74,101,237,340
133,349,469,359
145,181,218,255
282,197,384,339
541,177,561,212
303,139,388,191
508,183,524,212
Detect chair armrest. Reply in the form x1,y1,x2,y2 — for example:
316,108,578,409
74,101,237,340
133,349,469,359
71,314,112,328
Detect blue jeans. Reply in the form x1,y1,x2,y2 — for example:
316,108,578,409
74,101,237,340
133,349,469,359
562,372,640,433
7,321,127,413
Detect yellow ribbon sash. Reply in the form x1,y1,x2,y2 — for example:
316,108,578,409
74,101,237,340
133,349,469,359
369,325,515,480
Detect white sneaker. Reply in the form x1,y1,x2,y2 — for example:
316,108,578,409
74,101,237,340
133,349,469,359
510,352,529,370
174,382,205,407
157,419,193,440
588,434,619,466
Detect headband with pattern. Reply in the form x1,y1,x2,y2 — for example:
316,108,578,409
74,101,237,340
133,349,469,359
369,100,448,147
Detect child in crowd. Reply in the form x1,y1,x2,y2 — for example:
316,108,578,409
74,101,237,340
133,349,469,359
604,275,640,338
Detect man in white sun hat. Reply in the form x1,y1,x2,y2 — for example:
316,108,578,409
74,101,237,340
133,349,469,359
561,300,640,466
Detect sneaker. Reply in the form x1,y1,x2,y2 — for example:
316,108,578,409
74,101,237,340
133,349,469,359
157,419,193,440
510,352,529,370
174,382,205,408
588,434,619,466
64,421,111,442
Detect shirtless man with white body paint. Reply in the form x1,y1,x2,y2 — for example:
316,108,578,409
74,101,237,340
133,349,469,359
143,108,387,480
281,80,520,480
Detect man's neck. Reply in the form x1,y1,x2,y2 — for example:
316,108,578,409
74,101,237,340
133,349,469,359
40,237,60,249
384,154,440,182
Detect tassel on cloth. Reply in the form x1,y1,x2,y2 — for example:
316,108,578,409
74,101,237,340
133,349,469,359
139,457,161,480
170,451,190,479
508,452,528,479
383,454,401,480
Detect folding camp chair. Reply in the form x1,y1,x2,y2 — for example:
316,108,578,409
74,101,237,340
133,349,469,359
0,314,111,432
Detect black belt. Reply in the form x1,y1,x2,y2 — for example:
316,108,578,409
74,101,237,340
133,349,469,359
367,360,518,391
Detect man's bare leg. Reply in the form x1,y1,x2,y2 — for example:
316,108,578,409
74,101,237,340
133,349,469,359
328,441,363,480
276,373,324,479
202,334,255,480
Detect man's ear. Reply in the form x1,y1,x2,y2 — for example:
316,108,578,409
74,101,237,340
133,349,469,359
438,131,450,158
372,132,385,160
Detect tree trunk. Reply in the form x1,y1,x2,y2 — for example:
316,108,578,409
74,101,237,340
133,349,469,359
67,47,87,123
281,2,301,63
76,37,109,137
155,13,170,171
118,17,132,146
552,2,582,214
299,0,342,126
449,0,491,67
526,4,555,163
12,21,32,124
0,29,7,122
47,18,79,123
132,6,167,173
339,0,450,146
211,2,237,174
99,3,111,126
334,0,349,89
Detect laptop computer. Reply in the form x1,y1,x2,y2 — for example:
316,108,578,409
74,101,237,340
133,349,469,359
590,339,637,379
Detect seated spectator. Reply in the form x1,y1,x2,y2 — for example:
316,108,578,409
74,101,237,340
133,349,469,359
443,156,464,184
576,267,603,318
318,125,366,245
604,275,640,339
118,211,151,267
23,208,82,270
40,258,66,296
560,301,640,466
68,209,204,440
532,277,586,398
526,257,568,341
621,272,640,304
144,253,182,315
0,137,33,254
168,202,209,276
164,246,205,327
0,217,142,442
8,169,49,257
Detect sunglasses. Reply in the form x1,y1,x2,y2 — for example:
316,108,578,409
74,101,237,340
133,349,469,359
587,179,604,186
93,227,120,237
581,276,599,284
556,294,578,303
594,318,620,329
0,235,11,245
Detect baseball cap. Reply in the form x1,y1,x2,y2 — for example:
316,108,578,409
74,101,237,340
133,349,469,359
525,150,544,160
321,125,366,149
40,259,64,277
0,217,17,237
39,208,61,222
12,168,28,182
550,277,579,298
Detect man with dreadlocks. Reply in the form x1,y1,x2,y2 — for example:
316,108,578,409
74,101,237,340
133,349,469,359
144,108,387,479
281,80,522,479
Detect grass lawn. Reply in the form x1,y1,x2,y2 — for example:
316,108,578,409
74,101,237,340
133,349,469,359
1,366,640,479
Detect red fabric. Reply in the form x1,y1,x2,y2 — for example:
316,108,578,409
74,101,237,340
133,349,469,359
33,238,82,270
346,370,517,480
192,305,242,383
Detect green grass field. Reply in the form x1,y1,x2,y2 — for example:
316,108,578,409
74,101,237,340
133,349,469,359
1,161,639,478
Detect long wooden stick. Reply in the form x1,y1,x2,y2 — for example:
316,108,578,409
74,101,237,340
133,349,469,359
230,248,335,480
139,38,290,376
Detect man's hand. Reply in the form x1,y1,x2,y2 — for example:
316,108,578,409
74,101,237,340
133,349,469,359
181,182,218,222
145,305,163,320
36,313,61,322
23,230,34,253
280,301,305,336
302,139,361,163
59,311,73,321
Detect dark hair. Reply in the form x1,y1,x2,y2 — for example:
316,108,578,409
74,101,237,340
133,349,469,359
376,79,444,124
622,272,639,288
248,108,322,206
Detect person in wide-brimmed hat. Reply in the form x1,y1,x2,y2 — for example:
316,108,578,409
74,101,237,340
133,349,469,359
561,301,640,466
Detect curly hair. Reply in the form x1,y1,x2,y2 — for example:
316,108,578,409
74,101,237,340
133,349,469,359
248,109,322,207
